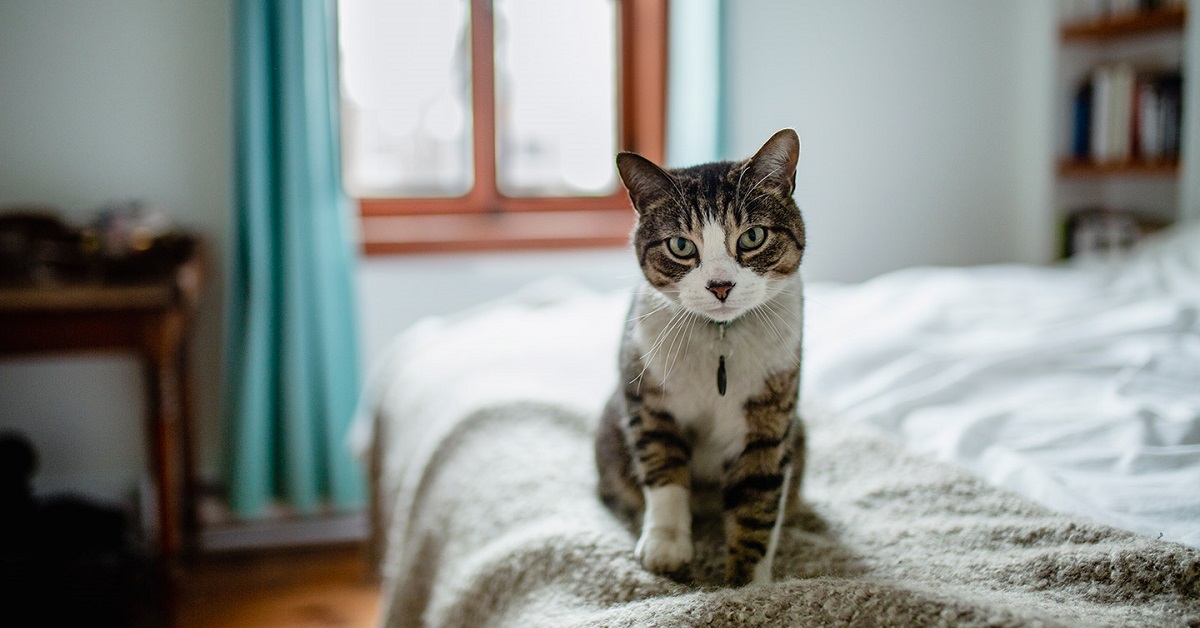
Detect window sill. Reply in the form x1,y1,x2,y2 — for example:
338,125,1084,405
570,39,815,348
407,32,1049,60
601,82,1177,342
359,207,635,255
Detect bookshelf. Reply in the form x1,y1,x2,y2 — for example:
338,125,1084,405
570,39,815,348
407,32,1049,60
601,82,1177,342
1056,157,1179,177
1060,4,1186,41
1055,2,1187,255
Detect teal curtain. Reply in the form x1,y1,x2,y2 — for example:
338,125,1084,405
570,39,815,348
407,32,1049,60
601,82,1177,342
225,0,364,517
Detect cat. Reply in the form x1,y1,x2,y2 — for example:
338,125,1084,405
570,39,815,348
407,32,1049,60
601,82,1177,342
595,129,806,587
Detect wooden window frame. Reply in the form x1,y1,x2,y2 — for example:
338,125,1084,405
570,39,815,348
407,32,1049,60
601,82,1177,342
357,0,667,255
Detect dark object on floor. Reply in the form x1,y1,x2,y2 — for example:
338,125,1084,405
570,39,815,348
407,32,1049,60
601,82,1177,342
0,431,157,627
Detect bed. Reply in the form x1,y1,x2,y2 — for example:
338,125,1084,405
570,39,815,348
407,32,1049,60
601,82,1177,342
356,223,1200,627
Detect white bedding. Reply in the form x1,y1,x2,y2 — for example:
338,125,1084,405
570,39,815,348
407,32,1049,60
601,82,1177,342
357,224,1200,624
803,223,1200,548
357,222,1200,559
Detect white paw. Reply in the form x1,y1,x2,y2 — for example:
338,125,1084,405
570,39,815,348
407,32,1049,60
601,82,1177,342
635,526,693,574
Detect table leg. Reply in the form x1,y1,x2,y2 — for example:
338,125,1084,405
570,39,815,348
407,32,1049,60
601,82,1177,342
143,351,181,559
177,337,199,557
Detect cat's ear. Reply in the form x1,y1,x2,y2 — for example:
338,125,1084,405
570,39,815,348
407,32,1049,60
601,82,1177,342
616,152,676,215
744,128,800,198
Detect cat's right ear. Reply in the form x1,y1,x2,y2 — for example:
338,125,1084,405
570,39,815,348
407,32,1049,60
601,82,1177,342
616,152,676,215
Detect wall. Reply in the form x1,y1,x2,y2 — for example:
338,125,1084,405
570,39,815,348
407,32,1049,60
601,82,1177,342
357,249,639,373
0,0,231,501
1,0,1064,506
1182,0,1200,223
724,0,1056,282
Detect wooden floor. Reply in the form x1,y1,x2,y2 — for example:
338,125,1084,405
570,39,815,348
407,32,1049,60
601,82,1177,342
174,545,381,627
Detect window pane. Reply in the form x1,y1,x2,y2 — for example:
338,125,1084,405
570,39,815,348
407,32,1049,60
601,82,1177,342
339,0,473,197
494,0,619,197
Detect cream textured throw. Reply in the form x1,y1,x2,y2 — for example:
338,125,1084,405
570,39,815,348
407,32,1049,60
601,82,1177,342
364,282,1200,627
373,398,1199,627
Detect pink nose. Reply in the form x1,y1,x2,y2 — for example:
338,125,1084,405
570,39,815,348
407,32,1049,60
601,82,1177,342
707,281,734,301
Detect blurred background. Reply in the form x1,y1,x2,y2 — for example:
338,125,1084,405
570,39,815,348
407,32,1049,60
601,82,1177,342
0,0,1194,555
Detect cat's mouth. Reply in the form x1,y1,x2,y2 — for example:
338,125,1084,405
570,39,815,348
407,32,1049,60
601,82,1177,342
699,301,749,324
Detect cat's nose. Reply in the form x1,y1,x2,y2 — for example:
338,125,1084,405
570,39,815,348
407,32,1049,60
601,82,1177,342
706,281,734,302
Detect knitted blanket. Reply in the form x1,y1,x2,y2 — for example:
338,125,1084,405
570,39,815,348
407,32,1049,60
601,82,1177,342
363,285,1200,627
371,397,1199,627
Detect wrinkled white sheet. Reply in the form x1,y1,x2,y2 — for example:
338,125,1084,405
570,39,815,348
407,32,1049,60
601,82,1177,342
354,224,1200,554
802,224,1200,548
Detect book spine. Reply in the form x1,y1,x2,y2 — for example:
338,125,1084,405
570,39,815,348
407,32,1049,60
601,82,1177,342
1073,81,1093,158
1090,65,1111,162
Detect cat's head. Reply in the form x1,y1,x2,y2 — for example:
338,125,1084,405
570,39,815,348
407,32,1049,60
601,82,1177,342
617,129,804,323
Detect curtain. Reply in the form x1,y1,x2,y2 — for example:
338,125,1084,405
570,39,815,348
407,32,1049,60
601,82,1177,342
225,0,364,517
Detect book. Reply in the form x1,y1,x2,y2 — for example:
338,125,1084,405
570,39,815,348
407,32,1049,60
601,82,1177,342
1072,81,1093,158
1077,63,1181,164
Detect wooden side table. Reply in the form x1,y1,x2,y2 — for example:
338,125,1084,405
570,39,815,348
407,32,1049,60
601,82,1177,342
0,240,205,560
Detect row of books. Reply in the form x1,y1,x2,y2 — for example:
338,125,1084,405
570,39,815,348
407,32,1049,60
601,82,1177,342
1060,0,1184,21
1070,64,1182,163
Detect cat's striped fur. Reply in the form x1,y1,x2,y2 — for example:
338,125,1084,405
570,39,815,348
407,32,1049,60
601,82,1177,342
595,129,806,587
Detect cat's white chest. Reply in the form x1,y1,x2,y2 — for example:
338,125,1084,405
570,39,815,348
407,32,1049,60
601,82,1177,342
634,284,803,482
658,330,744,480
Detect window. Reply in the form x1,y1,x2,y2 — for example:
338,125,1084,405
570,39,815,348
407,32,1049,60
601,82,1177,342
338,0,667,254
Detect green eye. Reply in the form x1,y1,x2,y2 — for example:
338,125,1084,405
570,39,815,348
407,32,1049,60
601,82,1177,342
666,237,697,258
738,227,767,251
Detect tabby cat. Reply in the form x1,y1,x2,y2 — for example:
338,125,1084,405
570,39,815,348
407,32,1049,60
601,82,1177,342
595,129,806,587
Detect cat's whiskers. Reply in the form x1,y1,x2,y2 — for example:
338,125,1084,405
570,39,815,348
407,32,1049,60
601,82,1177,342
639,309,691,389
734,162,751,213
661,311,697,386
633,305,690,388
751,305,789,348
660,313,686,384
648,180,691,218
659,167,691,215
627,300,674,323
759,299,801,348
737,165,784,214
800,292,825,307
640,306,685,361
630,287,686,323
768,289,806,303
744,192,774,210
683,309,699,358
760,296,797,330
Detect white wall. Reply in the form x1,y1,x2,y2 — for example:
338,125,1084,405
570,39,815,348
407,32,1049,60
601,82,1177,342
724,0,1056,282
357,249,639,372
1181,0,1200,223
0,0,231,501
0,0,1064,506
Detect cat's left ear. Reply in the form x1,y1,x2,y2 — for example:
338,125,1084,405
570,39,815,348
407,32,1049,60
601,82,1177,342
745,128,800,198
616,152,677,215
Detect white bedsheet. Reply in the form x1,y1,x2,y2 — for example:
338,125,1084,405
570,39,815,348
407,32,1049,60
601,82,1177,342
802,224,1200,548
355,224,1200,552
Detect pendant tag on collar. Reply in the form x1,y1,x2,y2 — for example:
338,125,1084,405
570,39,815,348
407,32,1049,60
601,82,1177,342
715,320,730,396
717,356,727,396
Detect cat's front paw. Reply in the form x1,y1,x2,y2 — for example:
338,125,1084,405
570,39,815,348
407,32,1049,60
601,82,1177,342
635,526,693,574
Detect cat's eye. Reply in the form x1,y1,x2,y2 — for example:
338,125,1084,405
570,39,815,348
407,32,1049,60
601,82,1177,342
666,237,697,258
737,227,767,251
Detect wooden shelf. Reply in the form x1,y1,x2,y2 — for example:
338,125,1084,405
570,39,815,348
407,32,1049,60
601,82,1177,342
1061,5,1186,41
1057,158,1179,177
